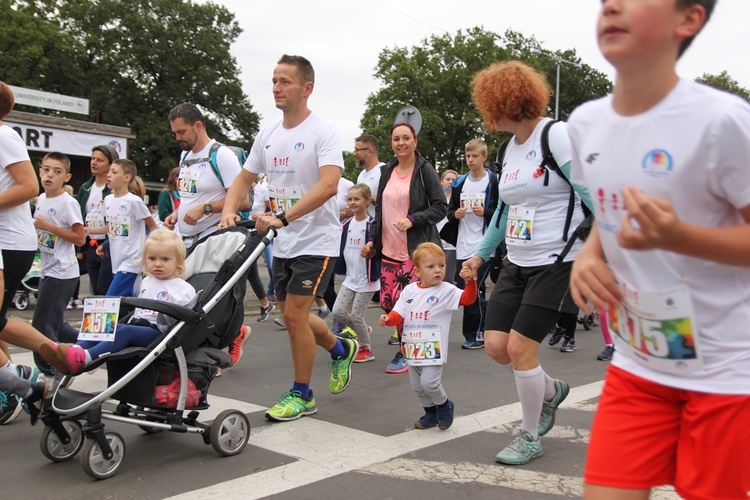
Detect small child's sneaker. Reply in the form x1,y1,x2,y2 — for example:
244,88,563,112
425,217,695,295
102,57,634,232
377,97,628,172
437,399,454,430
60,344,87,375
72,299,84,310
354,345,374,363
414,407,438,429
39,342,70,374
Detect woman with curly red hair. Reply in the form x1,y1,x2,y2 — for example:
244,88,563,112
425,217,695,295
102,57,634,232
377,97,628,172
461,61,592,465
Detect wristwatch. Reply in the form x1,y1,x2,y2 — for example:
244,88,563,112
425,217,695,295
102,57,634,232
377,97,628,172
275,211,289,227
203,202,213,215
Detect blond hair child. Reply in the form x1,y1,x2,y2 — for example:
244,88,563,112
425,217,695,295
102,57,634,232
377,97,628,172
42,229,196,374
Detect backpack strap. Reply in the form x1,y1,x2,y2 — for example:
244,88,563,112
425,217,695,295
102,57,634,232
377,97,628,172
539,119,576,242
493,138,511,230
207,142,224,186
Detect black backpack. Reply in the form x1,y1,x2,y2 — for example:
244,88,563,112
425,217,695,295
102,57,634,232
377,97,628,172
493,120,593,268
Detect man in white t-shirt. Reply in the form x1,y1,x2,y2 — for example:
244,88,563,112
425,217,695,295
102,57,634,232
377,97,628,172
165,102,246,247
353,134,384,218
220,55,358,422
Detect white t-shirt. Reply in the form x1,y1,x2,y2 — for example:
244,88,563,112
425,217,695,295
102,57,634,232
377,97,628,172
245,113,344,258
499,118,584,266
85,182,108,241
104,193,152,274
456,172,490,260
34,192,83,280
392,281,463,365
341,218,379,293
357,163,383,217
177,140,241,237
251,183,270,216
131,276,196,325
0,125,36,251
336,177,355,212
568,79,750,394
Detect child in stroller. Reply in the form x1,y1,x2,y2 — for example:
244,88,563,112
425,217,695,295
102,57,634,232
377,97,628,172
38,222,271,479
41,229,198,374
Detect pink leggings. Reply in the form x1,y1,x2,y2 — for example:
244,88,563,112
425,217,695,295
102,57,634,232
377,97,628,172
600,310,613,344
380,257,418,338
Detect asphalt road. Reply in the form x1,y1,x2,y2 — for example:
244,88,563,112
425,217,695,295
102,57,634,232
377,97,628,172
2,270,680,499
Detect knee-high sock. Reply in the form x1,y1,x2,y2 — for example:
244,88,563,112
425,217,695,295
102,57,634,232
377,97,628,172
514,365,545,440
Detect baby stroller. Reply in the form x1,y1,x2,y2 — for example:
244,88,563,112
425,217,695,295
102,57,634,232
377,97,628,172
39,222,276,480
13,251,41,310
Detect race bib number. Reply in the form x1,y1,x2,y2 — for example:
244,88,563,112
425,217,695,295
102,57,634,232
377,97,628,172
505,205,535,246
85,211,106,229
608,271,702,374
269,186,303,213
402,325,443,366
107,214,132,240
37,230,57,254
460,192,485,211
78,298,120,342
177,169,200,198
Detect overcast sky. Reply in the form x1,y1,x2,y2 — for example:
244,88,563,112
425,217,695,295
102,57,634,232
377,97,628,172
201,0,750,150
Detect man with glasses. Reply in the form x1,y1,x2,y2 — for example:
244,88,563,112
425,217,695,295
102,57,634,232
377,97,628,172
353,134,383,217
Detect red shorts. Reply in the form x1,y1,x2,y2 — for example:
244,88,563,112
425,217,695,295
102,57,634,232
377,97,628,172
585,365,750,500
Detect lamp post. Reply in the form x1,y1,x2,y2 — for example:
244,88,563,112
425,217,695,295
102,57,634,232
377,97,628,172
531,49,582,120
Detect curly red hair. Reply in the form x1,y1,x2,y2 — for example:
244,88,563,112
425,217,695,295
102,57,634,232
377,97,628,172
471,61,551,130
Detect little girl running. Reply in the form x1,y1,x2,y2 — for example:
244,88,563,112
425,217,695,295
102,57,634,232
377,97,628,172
332,184,380,362
86,159,157,297
42,229,196,374
379,242,477,430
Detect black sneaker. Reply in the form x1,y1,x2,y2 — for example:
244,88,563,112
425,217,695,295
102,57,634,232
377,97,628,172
559,336,577,352
22,382,48,426
548,327,564,346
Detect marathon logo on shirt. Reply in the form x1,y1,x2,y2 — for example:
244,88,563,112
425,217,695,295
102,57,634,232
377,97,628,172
47,208,57,216
156,291,169,301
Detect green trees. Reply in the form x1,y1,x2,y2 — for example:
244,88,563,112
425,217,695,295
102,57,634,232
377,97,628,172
696,71,750,102
1,0,259,178
360,27,612,172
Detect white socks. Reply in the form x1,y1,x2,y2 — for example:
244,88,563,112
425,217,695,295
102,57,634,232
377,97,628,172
514,365,546,440
1,360,16,375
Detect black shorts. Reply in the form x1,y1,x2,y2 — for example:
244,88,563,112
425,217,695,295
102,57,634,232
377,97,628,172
485,260,577,342
272,255,335,302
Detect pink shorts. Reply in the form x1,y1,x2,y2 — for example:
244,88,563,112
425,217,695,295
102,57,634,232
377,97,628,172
585,365,750,499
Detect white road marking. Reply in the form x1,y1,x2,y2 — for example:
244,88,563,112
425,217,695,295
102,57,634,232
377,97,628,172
362,458,680,499
166,380,606,499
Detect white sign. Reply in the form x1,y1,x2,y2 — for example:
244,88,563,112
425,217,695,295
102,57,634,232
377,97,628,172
9,86,89,115
5,121,128,157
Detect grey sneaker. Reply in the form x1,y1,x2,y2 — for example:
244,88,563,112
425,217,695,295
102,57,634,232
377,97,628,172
538,379,570,436
274,317,286,329
559,336,576,352
495,429,543,465
597,344,614,361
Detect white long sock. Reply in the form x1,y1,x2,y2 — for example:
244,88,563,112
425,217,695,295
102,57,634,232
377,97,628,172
514,365,545,440
543,372,557,401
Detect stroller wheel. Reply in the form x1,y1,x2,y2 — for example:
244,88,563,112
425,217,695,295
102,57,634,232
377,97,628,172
210,410,250,457
582,314,594,331
40,419,84,462
81,431,126,480
13,294,28,311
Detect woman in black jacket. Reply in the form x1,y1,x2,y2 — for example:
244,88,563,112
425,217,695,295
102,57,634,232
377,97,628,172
361,123,447,373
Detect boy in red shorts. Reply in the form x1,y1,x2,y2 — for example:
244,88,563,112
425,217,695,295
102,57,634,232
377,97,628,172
568,1,750,499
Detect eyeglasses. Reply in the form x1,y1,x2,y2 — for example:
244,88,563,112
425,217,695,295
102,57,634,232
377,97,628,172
353,147,370,152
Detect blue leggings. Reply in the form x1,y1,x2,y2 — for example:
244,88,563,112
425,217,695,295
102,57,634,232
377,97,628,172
106,271,138,297
76,324,161,360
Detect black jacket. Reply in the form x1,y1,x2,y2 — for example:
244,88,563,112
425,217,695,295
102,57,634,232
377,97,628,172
439,168,499,246
370,152,448,259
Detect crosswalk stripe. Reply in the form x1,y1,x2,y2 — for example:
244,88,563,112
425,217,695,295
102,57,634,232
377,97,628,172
165,381,606,499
